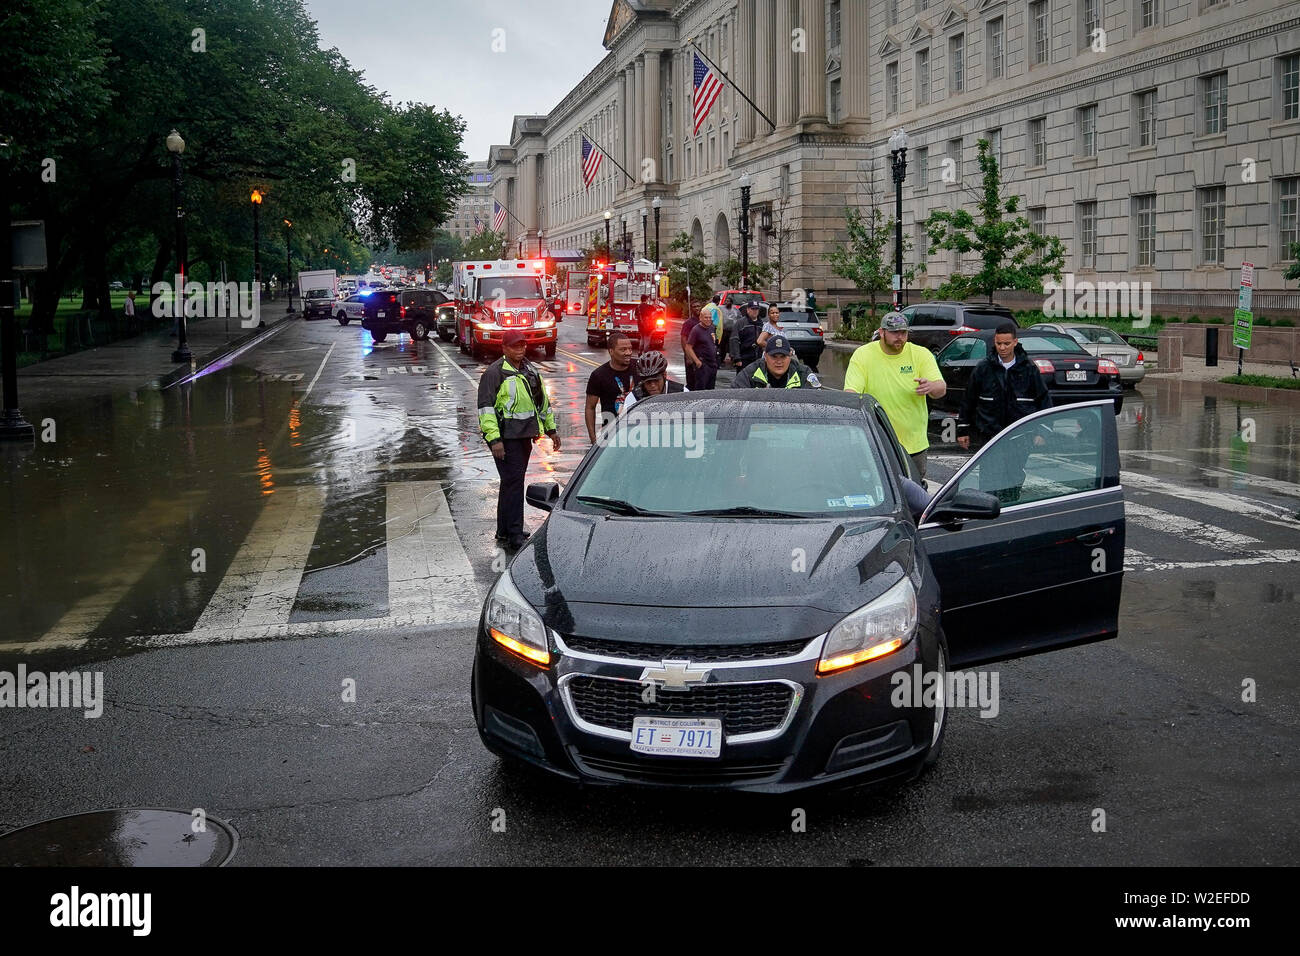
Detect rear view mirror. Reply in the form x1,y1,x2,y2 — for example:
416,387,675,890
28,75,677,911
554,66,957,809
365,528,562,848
927,488,1001,524
526,482,562,512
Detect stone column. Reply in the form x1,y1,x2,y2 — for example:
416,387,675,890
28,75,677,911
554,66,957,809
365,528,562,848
633,55,645,178
754,0,775,132
619,70,629,174
645,52,662,183
776,0,798,127
737,1,755,143
798,0,827,123
841,0,869,121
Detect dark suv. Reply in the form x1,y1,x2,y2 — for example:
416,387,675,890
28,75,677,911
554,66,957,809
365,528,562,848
894,302,1018,354
362,289,448,342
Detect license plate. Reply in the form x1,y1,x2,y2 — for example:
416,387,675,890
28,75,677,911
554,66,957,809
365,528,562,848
377,311,386,318
630,716,722,758
1066,369,1087,382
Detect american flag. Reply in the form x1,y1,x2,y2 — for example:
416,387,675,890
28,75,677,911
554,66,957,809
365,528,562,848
692,52,723,134
581,135,602,189
492,201,507,233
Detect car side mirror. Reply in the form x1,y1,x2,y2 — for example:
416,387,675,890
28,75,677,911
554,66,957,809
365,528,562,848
926,488,1001,524
526,482,562,512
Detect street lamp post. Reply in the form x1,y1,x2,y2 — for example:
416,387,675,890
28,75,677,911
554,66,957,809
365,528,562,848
652,196,662,268
0,135,35,440
283,219,293,312
603,209,612,258
888,128,909,310
640,207,648,260
250,189,264,327
538,230,544,258
738,171,752,291
168,130,191,363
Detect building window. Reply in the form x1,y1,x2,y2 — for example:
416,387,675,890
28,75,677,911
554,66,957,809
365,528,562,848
888,0,899,27
1078,201,1098,269
919,0,929,10
987,17,1004,80
1134,194,1156,267
887,61,900,115
1279,53,1300,121
1079,104,1097,157
1140,0,1159,29
1280,178,1299,257
1081,0,1101,51
1030,206,1046,237
829,0,842,47
1029,117,1046,167
830,77,842,122
916,147,928,190
915,221,929,260
916,49,930,105
948,137,962,183
1202,72,1228,134
987,128,1002,169
1135,90,1156,148
1031,1,1049,65
1199,186,1226,264
950,33,965,93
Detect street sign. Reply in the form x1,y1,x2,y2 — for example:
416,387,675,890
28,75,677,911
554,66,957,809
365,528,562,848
11,220,48,272
891,273,901,291
1240,261,1254,288
1233,308,1253,350
1238,286,1253,311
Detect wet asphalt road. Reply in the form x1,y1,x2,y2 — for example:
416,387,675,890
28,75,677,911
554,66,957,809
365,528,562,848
1,313,1297,865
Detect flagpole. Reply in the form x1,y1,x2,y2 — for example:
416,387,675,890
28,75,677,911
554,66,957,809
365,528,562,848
579,127,637,185
689,39,776,133
494,201,528,231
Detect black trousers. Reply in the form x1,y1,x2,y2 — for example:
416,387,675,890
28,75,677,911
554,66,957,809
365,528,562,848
493,438,534,539
694,363,718,390
684,360,697,391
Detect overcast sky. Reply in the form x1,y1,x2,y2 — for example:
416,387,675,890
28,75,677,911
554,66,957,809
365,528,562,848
306,0,613,162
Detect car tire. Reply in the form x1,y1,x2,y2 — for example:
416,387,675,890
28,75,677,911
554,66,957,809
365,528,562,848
413,320,429,341
371,332,387,343
920,635,949,772
337,311,348,324
471,340,486,361
438,329,454,342
543,343,556,359
587,334,602,348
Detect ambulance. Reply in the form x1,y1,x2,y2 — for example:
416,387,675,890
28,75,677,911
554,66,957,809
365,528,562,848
451,259,559,360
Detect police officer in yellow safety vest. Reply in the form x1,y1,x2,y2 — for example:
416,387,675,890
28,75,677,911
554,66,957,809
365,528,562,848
732,335,822,389
477,329,560,551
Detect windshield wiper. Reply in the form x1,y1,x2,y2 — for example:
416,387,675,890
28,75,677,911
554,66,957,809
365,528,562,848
682,506,807,518
575,495,665,517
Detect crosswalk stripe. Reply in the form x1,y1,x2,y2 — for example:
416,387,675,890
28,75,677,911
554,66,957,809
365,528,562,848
193,485,326,631
1120,471,1300,529
1125,502,1263,552
385,481,482,618
1124,549,1300,572
1123,452,1300,500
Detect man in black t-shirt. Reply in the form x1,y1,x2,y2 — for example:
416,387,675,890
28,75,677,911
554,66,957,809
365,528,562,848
684,314,720,390
584,331,637,441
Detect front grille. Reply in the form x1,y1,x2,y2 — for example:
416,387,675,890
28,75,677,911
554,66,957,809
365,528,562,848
567,676,795,737
562,635,811,663
573,752,787,784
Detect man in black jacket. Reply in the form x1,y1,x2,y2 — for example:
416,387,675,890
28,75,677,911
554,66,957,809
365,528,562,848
957,324,1052,502
729,297,764,370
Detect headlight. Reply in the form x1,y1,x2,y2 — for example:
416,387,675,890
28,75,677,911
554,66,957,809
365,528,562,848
485,569,550,667
817,576,917,675
536,316,555,327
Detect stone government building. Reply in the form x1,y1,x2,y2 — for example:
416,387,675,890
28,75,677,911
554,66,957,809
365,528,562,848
487,0,1300,316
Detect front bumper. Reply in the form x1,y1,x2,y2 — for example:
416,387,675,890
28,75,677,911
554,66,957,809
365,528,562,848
473,326,557,347
473,623,937,793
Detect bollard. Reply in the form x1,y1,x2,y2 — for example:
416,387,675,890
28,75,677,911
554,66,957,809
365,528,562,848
1205,325,1218,367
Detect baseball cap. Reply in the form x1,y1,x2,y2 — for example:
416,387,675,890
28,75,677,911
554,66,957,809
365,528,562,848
764,334,793,356
502,329,526,346
879,311,909,332
744,297,763,308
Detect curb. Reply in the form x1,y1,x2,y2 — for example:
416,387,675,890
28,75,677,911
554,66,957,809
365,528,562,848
824,336,866,354
156,314,295,389
1200,380,1300,406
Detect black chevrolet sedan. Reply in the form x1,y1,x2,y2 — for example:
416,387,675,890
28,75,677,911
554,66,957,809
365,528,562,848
472,391,1125,792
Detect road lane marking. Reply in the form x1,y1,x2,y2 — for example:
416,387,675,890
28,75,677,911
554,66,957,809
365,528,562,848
385,481,482,618
428,339,477,385
1123,452,1300,500
300,341,336,401
1120,471,1300,529
1125,502,1263,553
561,346,603,370
1124,549,1300,572
193,485,326,631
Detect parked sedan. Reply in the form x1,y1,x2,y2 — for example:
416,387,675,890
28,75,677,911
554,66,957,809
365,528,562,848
472,390,1124,792
932,330,1124,417
767,302,826,369
1029,323,1146,387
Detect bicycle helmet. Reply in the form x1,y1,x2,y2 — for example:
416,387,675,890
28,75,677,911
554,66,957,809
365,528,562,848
635,350,668,378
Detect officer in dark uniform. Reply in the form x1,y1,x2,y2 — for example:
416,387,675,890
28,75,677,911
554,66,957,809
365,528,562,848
729,297,765,369
477,329,560,550
732,334,821,389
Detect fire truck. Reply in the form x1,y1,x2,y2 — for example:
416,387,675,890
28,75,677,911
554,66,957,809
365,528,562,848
573,258,666,350
452,259,559,360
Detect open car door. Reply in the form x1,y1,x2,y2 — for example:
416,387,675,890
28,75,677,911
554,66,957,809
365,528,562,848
919,400,1124,668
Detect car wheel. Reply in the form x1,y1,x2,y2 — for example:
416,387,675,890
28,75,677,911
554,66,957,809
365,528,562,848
920,635,949,771
471,340,486,360
371,332,387,343
587,334,601,348
543,343,556,359
413,320,429,341
438,329,453,342
336,311,347,324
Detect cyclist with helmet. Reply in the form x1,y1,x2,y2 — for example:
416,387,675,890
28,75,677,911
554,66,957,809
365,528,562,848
622,350,687,413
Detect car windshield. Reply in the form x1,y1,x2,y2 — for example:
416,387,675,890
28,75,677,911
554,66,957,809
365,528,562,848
1072,327,1126,345
304,289,331,299
477,276,542,300
1018,333,1091,354
569,416,894,517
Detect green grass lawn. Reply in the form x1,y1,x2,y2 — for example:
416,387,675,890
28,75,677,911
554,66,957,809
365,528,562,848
1220,374,1300,390
11,290,149,366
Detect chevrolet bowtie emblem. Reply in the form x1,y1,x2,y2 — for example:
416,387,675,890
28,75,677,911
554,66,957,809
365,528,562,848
640,660,710,690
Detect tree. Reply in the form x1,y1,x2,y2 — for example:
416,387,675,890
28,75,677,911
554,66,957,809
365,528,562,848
770,198,794,299
664,232,717,314
462,228,507,261
1283,243,1300,284
924,137,1066,303
825,159,916,317
714,258,775,294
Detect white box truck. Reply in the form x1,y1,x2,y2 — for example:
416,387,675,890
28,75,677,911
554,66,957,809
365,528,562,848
298,269,337,320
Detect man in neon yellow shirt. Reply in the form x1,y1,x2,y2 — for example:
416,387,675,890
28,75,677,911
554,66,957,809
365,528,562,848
843,311,947,479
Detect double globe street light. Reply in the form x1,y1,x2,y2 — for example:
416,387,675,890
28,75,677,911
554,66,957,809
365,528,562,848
888,127,910,310
167,129,191,363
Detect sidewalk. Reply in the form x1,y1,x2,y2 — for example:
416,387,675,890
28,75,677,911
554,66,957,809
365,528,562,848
12,311,296,404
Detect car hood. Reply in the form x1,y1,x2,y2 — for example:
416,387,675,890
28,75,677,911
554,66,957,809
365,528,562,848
509,510,917,645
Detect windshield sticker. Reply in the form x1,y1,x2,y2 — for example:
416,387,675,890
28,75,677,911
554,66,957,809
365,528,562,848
826,494,876,509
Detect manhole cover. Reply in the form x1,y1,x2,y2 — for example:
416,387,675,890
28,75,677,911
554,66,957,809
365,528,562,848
0,809,237,867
